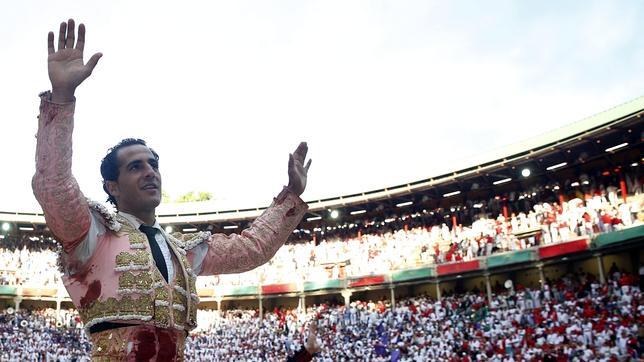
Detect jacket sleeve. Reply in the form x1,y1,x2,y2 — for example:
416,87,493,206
32,92,91,253
189,187,308,275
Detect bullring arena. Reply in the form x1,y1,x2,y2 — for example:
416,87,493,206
1,96,642,361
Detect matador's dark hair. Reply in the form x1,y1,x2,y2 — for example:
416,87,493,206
100,138,159,206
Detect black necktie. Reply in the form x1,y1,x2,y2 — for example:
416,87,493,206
139,225,169,283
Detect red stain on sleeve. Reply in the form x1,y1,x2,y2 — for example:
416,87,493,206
79,280,101,308
69,264,95,285
286,207,296,217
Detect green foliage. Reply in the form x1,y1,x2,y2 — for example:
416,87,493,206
174,191,213,203
162,190,171,203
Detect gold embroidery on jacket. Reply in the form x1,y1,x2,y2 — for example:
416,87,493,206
165,233,197,329
155,287,169,301
173,291,186,306
80,295,154,323
115,251,150,268
174,308,186,326
154,305,171,328
114,215,147,249
91,329,129,357
118,271,155,293
128,232,147,249
106,214,198,331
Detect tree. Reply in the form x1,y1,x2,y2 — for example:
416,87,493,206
162,190,171,204
175,191,213,203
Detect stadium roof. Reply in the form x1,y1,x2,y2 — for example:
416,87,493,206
1,95,642,228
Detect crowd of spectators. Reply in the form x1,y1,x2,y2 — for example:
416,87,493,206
202,180,642,286
1,173,642,288
0,238,60,287
0,308,89,361
187,269,642,361
0,268,640,361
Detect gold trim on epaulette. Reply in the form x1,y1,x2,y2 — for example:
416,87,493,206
184,231,211,250
166,233,187,255
170,231,187,241
169,230,210,250
87,199,121,233
114,215,136,231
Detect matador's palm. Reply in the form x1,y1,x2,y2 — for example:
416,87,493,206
48,19,102,101
287,142,312,197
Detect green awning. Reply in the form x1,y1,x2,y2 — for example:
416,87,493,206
391,267,435,282
0,286,17,296
304,279,344,291
591,225,644,248
487,249,535,268
219,285,258,296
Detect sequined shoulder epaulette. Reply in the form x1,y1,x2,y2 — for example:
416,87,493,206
169,231,211,251
87,199,122,232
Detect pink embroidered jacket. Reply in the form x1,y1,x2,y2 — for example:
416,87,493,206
32,93,308,335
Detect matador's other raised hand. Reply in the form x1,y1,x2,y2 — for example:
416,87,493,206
304,321,321,355
48,19,102,103
287,142,312,197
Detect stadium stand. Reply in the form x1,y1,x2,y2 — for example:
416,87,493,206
1,169,641,289
0,268,641,360
0,97,642,360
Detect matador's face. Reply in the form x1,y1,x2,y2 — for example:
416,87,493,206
108,144,162,214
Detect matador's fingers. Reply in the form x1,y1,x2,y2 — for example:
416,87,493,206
57,22,67,50
76,23,86,52
288,153,295,170
293,142,308,164
86,52,103,72
65,19,75,49
47,32,55,54
304,159,312,172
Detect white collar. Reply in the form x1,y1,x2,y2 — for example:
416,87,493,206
118,211,162,232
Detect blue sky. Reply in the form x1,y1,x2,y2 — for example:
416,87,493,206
0,0,642,211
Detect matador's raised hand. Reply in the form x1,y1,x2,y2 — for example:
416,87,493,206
305,321,321,355
48,19,102,103
287,142,312,197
